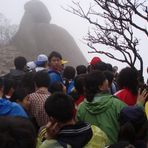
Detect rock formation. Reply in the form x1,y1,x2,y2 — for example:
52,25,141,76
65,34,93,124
12,0,87,66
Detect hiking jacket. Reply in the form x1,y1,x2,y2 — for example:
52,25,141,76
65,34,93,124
77,93,126,144
39,122,109,148
0,98,28,118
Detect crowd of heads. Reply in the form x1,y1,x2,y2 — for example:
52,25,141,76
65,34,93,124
0,52,148,148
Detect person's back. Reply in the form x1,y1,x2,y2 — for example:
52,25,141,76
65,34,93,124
77,93,126,144
4,56,27,89
29,70,50,127
76,70,126,144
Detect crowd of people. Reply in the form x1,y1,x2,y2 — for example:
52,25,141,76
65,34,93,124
0,51,148,148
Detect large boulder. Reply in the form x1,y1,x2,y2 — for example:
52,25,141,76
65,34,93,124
12,0,87,66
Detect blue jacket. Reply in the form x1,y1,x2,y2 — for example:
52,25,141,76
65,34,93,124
48,70,63,85
0,98,28,118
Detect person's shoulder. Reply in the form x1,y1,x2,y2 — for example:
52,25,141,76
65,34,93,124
11,102,28,117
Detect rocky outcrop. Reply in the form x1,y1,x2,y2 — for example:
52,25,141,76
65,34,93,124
12,0,87,66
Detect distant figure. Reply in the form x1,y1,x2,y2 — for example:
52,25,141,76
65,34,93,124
115,67,138,105
29,70,50,128
13,0,87,67
48,51,63,85
4,56,27,89
76,65,87,75
0,78,28,118
35,54,48,72
63,66,76,94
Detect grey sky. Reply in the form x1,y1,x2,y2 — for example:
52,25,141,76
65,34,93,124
0,0,147,79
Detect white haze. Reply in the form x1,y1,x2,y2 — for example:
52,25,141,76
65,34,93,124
0,0,147,80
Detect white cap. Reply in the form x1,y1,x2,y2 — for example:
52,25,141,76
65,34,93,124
36,54,48,66
27,61,36,70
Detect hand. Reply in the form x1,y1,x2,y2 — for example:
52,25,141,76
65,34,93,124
45,117,60,140
137,89,148,105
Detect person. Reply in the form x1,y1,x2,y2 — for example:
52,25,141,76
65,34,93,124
77,70,126,144
48,51,63,85
0,116,37,148
115,67,139,105
63,66,76,94
28,70,50,128
35,54,48,72
0,78,28,118
4,56,27,89
76,65,87,75
39,92,109,148
21,72,36,94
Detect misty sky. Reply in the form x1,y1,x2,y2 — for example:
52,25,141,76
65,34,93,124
0,0,147,79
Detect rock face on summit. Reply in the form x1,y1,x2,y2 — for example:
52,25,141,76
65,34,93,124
13,0,87,66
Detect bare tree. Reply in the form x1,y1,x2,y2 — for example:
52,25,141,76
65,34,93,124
0,13,18,47
65,0,148,76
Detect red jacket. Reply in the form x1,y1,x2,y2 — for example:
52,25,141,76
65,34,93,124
114,88,137,105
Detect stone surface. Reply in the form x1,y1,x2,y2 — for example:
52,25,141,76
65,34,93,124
12,0,87,67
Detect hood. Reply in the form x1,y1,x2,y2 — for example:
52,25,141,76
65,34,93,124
84,93,114,114
0,99,13,115
57,122,92,148
10,69,25,77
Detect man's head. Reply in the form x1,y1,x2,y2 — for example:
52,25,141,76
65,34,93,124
48,51,62,71
35,54,48,67
45,92,74,123
34,70,50,88
14,56,27,70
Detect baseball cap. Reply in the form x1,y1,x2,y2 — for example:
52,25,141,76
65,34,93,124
27,61,36,71
35,54,48,66
90,57,102,65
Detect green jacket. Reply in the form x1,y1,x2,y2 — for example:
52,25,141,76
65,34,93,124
77,93,126,144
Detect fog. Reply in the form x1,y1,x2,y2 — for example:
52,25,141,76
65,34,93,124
0,0,147,80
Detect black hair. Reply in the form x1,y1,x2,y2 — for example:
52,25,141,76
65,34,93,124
48,51,62,62
14,56,27,70
117,67,138,95
74,74,86,95
85,70,106,102
0,116,36,148
34,70,50,88
0,77,3,89
87,65,92,73
76,65,87,75
94,62,107,71
21,72,35,94
49,82,64,94
2,78,15,99
45,92,74,123
106,63,113,72
104,70,114,87
10,88,28,102
63,66,76,80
